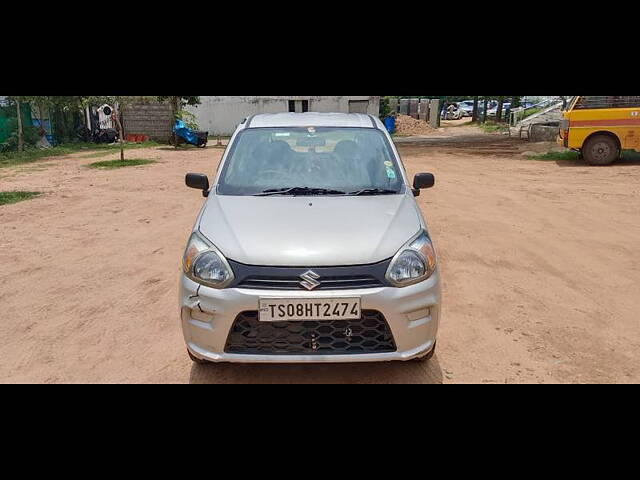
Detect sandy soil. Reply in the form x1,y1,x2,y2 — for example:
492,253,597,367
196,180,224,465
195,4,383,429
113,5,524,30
1,135,639,383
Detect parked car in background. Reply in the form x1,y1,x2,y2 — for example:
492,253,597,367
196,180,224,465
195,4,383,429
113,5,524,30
488,102,511,116
181,112,441,364
457,100,475,117
441,102,463,120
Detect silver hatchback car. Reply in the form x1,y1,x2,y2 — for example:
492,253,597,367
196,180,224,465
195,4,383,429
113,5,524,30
180,112,441,364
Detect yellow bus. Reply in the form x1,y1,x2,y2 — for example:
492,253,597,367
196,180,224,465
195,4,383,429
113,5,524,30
558,96,640,165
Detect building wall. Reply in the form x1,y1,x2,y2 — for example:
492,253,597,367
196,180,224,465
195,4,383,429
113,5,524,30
122,102,173,141
187,96,380,136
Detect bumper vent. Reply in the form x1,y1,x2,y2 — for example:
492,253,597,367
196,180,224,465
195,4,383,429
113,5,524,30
224,310,396,355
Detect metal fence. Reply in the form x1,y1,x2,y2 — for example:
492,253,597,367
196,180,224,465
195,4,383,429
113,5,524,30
0,103,33,144
509,97,564,126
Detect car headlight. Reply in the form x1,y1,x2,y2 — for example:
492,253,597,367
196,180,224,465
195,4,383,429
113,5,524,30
182,231,234,288
386,230,437,287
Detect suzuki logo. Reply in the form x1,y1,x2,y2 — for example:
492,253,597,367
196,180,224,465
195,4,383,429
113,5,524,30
299,270,321,290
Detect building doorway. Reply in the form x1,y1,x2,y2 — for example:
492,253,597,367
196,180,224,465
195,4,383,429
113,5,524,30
348,100,369,114
288,100,309,113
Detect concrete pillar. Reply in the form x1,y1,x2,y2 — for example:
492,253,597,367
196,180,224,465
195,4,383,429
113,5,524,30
429,99,441,128
419,100,429,121
399,99,409,115
389,98,398,114
409,98,419,119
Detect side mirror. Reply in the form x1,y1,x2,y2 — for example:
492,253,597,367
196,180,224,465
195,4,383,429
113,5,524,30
412,173,435,196
186,173,210,197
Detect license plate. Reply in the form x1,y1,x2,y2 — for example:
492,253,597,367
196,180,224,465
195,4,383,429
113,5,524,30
259,297,361,322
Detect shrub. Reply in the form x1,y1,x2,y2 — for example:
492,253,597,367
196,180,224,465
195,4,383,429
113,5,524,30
379,96,393,119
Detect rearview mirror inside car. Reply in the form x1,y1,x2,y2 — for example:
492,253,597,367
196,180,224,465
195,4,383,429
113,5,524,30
186,173,210,197
296,137,326,147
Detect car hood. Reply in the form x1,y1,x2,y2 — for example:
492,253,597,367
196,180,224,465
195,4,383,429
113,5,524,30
198,193,422,266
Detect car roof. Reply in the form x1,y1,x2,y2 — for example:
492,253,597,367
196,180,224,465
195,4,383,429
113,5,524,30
244,112,377,129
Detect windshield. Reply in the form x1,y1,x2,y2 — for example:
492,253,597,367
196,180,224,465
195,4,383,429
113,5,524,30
216,127,404,196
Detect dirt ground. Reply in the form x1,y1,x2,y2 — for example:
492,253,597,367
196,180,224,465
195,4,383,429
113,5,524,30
1,126,639,383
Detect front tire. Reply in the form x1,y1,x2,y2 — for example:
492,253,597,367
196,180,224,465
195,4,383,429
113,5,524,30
582,134,619,165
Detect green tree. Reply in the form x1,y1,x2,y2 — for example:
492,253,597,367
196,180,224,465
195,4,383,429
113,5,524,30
80,96,145,161
156,96,200,121
472,96,479,122
19,96,87,144
379,96,393,119
15,99,24,151
482,97,488,123
5,96,32,151
496,96,505,123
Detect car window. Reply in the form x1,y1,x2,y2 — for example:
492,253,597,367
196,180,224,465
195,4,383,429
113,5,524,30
217,127,404,196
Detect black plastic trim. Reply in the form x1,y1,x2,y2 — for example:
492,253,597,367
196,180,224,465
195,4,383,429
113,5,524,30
224,310,397,355
227,258,393,290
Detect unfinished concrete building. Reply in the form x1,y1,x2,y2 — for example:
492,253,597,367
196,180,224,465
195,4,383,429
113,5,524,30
186,96,380,136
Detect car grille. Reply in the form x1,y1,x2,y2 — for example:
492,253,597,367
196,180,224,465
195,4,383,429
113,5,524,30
237,275,383,290
228,259,391,291
224,310,396,355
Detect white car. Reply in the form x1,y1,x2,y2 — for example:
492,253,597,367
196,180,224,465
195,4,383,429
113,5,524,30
180,112,441,364
457,100,475,117
487,102,510,116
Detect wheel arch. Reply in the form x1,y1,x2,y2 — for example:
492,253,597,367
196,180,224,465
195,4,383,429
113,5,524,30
583,130,622,151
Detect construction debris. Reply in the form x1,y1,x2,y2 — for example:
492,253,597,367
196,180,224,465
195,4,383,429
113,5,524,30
394,115,437,135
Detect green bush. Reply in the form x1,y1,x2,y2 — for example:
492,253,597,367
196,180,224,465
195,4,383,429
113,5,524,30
379,96,393,119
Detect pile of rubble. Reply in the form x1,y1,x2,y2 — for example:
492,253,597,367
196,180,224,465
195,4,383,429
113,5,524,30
394,115,436,135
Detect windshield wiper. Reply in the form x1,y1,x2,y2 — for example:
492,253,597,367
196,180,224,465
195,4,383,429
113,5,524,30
255,186,346,196
347,188,399,196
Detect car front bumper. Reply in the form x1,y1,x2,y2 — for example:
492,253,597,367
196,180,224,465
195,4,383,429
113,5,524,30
179,271,441,363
